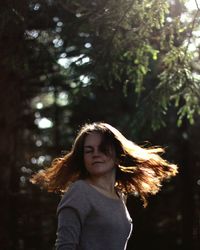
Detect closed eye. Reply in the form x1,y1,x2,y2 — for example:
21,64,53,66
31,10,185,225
84,146,93,154
84,150,93,154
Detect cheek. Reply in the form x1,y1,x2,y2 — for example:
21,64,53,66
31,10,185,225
104,156,115,168
83,154,91,166
109,159,116,168
83,157,89,173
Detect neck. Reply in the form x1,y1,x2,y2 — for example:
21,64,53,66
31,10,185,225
86,174,116,193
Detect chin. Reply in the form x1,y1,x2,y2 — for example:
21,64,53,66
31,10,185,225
89,169,114,177
89,171,106,176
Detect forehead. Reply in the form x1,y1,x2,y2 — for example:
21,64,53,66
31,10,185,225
84,132,102,146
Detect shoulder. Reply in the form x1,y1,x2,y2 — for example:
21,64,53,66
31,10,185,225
62,180,88,201
65,179,86,190
57,180,89,214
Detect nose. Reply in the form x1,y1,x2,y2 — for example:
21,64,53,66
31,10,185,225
92,148,101,157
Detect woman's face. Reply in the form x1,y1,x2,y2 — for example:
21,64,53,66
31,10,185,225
83,132,117,178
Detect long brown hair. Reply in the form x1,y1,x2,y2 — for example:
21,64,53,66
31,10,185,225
30,122,178,206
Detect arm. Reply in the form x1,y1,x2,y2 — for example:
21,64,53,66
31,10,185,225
55,207,81,250
55,181,90,250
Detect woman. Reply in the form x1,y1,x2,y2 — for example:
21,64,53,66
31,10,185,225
31,122,178,250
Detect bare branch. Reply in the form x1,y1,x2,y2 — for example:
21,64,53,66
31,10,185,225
195,0,200,11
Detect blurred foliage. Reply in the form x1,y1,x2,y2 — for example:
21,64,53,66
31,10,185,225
50,0,200,129
1,0,199,130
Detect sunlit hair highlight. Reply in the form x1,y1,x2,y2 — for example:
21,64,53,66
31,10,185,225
30,122,178,207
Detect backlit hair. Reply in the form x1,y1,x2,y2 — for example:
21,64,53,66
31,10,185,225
30,122,178,206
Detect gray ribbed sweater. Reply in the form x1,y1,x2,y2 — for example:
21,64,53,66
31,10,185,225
55,180,132,250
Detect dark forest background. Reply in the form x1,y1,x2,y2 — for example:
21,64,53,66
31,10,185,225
0,0,200,250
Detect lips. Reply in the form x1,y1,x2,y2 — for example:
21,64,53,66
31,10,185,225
92,161,103,165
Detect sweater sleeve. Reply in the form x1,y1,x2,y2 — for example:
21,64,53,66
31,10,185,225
55,181,90,250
